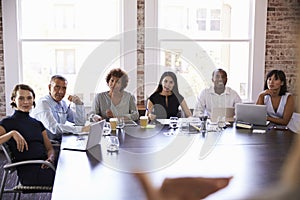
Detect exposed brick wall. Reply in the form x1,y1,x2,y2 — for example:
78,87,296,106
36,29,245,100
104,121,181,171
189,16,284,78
0,1,299,117
0,1,5,118
265,0,300,95
137,0,145,107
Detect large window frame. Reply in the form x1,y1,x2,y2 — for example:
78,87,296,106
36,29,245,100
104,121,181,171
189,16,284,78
2,0,267,114
2,0,137,114
144,0,267,107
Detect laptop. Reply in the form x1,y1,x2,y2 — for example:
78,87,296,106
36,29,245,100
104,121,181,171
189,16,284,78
62,120,105,152
235,103,269,126
211,107,235,123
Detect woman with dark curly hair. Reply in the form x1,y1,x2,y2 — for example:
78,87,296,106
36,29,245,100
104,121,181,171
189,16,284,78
256,69,294,125
90,68,139,121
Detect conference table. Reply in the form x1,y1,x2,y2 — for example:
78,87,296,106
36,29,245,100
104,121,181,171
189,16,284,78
51,121,295,200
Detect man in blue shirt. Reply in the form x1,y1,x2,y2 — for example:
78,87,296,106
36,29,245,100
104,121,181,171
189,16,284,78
31,75,89,141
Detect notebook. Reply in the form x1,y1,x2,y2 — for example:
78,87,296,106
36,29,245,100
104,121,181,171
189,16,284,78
235,103,269,126
124,119,138,126
211,107,235,123
62,120,105,152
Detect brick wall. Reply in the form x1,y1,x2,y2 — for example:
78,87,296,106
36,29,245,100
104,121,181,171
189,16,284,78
0,0,5,118
265,0,300,95
137,0,145,106
0,0,299,117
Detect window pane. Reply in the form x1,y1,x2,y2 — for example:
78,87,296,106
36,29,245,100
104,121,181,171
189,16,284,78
158,0,250,39
20,0,120,39
22,41,121,104
20,0,122,106
55,49,76,74
160,41,250,106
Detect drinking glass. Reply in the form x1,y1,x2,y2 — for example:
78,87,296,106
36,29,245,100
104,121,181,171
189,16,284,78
179,121,189,133
117,117,125,129
217,116,226,131
106,136,119,152
103,122,111,136
169,117,179,129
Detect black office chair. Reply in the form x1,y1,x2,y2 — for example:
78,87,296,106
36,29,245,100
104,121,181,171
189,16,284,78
0,143,55,200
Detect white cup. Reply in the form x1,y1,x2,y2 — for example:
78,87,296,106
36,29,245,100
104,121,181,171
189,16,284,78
140,116,148,128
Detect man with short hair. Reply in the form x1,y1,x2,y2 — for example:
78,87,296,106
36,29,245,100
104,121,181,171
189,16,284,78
193,68,242,118
31,75,89,141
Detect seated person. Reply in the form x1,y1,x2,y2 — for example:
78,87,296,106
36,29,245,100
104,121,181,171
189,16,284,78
89,68,139,121
0,84,56,186
31,75,89,142
256,69,294,125
193,68,242,118
146,71,192,120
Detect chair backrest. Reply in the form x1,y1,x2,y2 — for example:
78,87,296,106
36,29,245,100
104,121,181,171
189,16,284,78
1,142,16,164
287,112,300,134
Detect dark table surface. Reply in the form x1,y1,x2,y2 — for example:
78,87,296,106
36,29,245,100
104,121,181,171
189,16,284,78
52,123,295,200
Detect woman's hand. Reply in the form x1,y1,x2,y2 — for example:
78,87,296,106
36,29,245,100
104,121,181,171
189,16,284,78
148,113,156,121
11,131,28,152
106,109,114,118
41,157,54,169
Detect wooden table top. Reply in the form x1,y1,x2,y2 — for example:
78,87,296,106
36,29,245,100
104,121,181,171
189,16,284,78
52,124,295,200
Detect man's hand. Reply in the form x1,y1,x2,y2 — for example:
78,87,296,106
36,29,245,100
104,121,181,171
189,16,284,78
81,125,91,133
68,95,83,105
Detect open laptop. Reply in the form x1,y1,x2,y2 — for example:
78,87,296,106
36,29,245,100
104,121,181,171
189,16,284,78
211,107,235,123
62,120,105,152
235,103,269,126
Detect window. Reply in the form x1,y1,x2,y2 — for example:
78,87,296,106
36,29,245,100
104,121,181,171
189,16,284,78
196,8,207,31
210,9,221,31
145,0,267,108
55,49,75,74
3,0,266,114
54,4,75,30
3,0,137,113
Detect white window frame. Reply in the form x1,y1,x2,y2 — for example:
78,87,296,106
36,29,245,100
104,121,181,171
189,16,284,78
2,0,137,114
145,0,267,106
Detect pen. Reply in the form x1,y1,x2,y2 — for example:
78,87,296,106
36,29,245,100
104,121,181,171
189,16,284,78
190,124,201,132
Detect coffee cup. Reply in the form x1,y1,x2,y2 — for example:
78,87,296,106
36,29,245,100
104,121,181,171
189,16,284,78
140,116,148,128
109,118,118,131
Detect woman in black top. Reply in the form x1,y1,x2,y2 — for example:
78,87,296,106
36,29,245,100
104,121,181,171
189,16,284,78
146,71,192,120
0,84,55,186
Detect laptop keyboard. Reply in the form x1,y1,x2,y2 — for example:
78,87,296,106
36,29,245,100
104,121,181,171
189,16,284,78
76,137,87,148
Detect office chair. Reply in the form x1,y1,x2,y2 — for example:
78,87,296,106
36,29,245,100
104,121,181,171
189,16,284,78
0,143,56,200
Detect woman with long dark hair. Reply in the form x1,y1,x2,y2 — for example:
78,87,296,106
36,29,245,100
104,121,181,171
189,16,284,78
146,71,192,120
256,69,294,125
